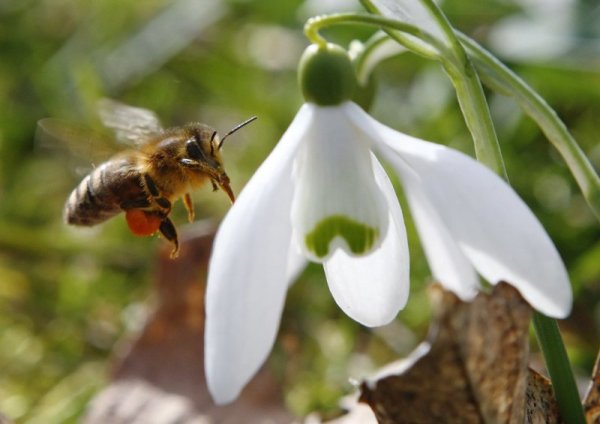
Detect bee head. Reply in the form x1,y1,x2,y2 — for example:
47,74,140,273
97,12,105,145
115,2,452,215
178,125,230,201
181,117,257,170
179,117,257,202
183,127,223,169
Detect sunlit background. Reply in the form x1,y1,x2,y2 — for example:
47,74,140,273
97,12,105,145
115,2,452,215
0,0,598,421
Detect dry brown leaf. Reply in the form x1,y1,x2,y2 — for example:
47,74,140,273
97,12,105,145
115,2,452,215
584,351,600,423
359,283,562,424
84,222,294,424
449,282,531,422
526,369,561,424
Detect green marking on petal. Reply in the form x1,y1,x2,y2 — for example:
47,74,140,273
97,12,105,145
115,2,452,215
304,215,380,258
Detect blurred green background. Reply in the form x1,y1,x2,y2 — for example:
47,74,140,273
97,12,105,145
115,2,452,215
0,0,598,421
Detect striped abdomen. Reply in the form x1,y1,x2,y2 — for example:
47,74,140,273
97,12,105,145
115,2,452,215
64,155,146,226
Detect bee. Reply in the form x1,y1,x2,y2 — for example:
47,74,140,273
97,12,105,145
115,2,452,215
42,99,256,258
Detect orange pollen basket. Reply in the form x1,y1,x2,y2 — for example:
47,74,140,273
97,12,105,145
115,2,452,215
126,209,162,236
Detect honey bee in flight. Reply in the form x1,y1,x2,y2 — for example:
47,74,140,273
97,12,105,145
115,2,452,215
43,99,256,257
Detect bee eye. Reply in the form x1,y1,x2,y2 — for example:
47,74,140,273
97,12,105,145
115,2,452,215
185,139,203,160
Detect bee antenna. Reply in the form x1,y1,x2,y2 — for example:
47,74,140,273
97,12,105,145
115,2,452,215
218,116,257,150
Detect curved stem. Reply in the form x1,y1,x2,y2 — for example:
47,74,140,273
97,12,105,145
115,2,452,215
417,0,509,181
304,13,447,59
459,33,600,221
353,32,397,85
358,0,443,61
442,60,509,179
418,0,469,68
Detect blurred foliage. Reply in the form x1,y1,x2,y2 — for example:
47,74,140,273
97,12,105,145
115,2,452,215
0,0,598,422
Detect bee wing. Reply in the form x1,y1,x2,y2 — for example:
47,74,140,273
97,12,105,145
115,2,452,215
97,98,163,146
36,118,120,176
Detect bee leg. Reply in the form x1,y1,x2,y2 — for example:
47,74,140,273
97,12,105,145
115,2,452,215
155,197,172,213
159,217,179,258
143,174,178,256
183,193,195,223
211,180,218,192
142,174,172,215
144,174,161,197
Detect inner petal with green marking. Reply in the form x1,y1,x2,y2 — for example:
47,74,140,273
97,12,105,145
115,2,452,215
304,214,380,258
290,105,389,262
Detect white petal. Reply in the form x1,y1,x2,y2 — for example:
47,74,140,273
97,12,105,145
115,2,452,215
291,105,389,262
342,103,479,299
205,105,311,405
324,155,410,326
348,103,572,318
389,158,480,300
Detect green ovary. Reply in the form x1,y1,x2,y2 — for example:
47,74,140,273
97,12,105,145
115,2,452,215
304,215,380,258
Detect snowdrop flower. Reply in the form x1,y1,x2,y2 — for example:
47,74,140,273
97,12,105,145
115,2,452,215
205,43,572,404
